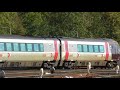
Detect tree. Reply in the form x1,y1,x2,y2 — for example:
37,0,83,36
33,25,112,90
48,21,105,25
19,12,45,36
0,12,26,35
1,12,120,44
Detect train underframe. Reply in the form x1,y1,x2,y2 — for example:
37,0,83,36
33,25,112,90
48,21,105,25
105,61,118,69
0,60,119,70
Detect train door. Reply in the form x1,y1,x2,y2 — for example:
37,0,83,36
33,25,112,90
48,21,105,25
43,43,54,60
106,43,118,68
68,43,78,61
110,43,118,60
63,41,80,68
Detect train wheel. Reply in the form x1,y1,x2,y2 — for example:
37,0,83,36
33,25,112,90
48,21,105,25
46,64,51,69
63,62,69,69
106,61,117,69
68,62,74,69
106,62,112,69
63,61,74,69
113,61,117,67
43,63,48,69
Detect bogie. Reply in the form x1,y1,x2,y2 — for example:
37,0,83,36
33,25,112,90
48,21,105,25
106,61,117,69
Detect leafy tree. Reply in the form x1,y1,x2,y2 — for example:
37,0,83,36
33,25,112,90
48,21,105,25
1,12,120,44
0,12,26,35
19,12,45,36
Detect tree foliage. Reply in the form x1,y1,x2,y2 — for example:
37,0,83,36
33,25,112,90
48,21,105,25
1,12,120,43
0,12,26,35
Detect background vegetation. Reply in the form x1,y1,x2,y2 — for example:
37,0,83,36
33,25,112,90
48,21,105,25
0,12,120,43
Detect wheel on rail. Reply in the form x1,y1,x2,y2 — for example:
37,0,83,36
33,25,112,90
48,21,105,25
68,61,74,69
63,61,74,69
42,61,54,69
63,62,69,69
41,62,48,69
106,61,117,69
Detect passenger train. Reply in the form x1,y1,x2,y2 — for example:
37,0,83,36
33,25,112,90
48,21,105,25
0,35,120,69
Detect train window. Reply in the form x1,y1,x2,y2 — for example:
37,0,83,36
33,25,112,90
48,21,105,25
33,44,39,52
88,45,93,52
20,43,26,51
94,45,99,53
77,44,82,52
99,45,104,53
6,43,12,51
0,43,5,51
83,45,88,52
13,43,19,51
27,44,33,52
39,43,44,52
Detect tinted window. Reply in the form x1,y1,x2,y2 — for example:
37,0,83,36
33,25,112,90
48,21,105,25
88,45,93,52
39,43,44,52
6,43,12,51
94,45,99,52
13,43,19,51
27,44,32,51
20,43,26,51
33,44,39,52
77,44,82,52
99,45,104,53
83,45,88,52
0,43,5,51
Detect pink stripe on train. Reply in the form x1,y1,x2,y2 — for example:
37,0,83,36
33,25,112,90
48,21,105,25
105,42,109,61
54,40,58,60
65,41,69,61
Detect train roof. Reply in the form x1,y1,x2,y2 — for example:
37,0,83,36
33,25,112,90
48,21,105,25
0,35,58,40
59,37,118,43
0,35,118,44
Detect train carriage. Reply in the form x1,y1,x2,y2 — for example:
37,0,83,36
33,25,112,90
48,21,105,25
0,35,60,68
59,38,120,69
0,35,120,69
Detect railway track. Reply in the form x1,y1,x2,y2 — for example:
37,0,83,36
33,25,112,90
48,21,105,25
2,69,120,78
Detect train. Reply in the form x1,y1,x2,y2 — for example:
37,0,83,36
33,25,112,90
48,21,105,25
0,35,120,69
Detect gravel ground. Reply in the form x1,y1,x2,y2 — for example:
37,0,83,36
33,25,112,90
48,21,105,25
3,69,120,78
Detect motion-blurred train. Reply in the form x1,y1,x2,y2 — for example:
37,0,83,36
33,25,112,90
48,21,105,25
0,35,120,69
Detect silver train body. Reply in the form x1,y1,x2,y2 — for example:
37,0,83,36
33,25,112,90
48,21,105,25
0,35,120,69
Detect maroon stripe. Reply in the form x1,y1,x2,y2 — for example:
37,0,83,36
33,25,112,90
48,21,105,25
54,40,58,60
65,41,69,61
